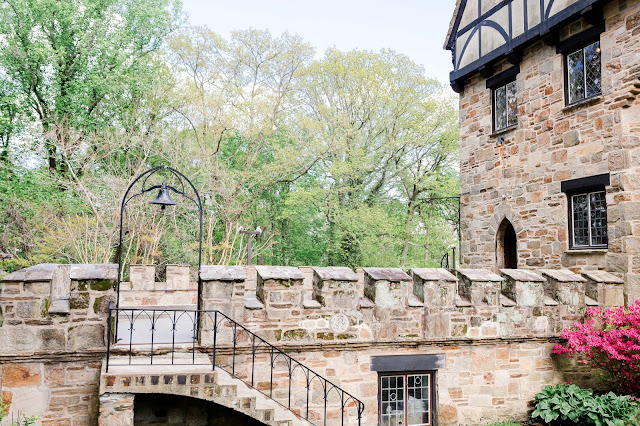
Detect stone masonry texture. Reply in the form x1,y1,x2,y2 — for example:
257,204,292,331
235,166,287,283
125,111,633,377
456,0,640,303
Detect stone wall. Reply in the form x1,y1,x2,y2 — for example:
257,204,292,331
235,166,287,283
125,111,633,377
0,263,619,425
456,0,640,302
0,264,117,425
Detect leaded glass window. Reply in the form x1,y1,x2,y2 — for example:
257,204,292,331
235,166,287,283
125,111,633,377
566,41,601,105
380,373,433,426
494,80,517,131
571,191,607,248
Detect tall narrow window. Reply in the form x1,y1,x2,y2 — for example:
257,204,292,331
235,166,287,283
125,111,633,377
493,80,517,131
380,373,433,426
570,190,607,248
566,40,601,105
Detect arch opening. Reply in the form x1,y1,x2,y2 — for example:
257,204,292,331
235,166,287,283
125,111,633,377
496,219,517,271
134,393,264,425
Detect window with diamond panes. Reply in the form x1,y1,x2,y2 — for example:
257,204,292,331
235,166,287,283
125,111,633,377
566,41,601,105
380,373,433,426
571,191,607,248
493,80,517,131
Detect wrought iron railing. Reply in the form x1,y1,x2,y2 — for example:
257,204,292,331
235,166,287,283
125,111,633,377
106,306,364,425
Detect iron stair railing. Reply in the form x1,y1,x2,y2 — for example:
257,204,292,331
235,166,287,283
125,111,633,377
106,306,365,425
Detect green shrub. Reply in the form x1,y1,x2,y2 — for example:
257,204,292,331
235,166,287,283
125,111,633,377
531,383,640,425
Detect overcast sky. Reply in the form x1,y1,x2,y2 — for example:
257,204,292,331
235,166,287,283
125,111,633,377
181,0,457,86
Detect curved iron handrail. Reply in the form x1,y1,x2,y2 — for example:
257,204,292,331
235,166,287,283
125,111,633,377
106,306,365,425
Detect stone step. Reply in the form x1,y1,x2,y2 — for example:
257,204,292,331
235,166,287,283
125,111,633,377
101,354,310,426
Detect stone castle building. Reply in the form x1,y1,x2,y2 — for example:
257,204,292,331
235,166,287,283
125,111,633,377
445,0,640,302
0,1,639,425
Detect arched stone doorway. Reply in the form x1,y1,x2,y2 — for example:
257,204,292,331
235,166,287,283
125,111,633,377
496,218,517,271
134,394,263,425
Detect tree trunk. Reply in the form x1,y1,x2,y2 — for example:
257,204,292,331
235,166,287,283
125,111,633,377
399,195,417,268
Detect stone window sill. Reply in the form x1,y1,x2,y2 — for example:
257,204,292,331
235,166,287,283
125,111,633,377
565,248,608,255
489,125,517,139
562,95,602,114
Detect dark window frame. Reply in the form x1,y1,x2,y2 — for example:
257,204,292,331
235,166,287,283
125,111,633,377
378,371,437,426
558,22,605,106
487,66,520,133
562,173,609,250
492,80,518,132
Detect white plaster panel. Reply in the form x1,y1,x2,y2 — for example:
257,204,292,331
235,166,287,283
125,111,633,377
528,0,541,28
459,31,480,69
460,0,479,28
547,0,580,18
512,0,525,37
481,25,507,56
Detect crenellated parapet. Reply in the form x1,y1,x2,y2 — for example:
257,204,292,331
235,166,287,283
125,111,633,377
0,263,626,349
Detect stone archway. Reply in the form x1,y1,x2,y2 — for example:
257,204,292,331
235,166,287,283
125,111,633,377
496,218,517,271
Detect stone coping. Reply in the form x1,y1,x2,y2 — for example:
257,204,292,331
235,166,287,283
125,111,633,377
312,266,358,281
1,263,58,282
70,264,118,280
363,267,412,282
200,265,246,281
410,268,458,282
581,270,624,284
540,269,586,282
254,265,305,281
456,268,502,282
500,269,545,282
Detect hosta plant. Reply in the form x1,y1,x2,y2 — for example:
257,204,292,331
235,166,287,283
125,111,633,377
531,383,639,425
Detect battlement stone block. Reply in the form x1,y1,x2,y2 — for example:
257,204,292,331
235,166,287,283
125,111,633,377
500,269,545,306
312,266,358,309
410,268,458,307
456,269,502,305
541,269,586,306
363,268,412,308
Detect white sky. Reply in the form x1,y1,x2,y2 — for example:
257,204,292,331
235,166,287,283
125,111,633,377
181,0,457,86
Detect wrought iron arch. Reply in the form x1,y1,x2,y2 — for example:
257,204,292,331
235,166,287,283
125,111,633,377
115,165,203,311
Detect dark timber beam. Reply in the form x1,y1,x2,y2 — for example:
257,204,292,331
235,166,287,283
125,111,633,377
479,64,494,79
506,49,522,66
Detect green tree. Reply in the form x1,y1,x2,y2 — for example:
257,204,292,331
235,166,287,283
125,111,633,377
0,0,182,172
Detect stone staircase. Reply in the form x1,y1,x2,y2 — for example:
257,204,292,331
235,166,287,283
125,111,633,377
100,354,309,425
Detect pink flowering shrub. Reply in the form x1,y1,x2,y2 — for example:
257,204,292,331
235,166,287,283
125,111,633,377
553,300,640,395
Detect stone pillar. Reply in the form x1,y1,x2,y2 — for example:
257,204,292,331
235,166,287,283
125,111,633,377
363,267,412,307
410,268,458,307
121,265,197,307
540,269,586,306
98,393,134,426
582,270,625,308
500,269,545,306
255,265,304,318
456,269,503,305
410,268,459,338
312,266,359,309
129,264,155,291
199,265,246,342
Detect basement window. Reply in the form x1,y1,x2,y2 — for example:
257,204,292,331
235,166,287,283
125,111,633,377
380,373,434,426
371,354,443,426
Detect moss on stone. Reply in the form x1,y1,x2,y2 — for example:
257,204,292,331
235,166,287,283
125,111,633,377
282,329,310,341
41,298,50,317
70,292,90,310
316,332,334,340
93,296,105,314
89,279,115,291
336,333,356,340
274,329,282,341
